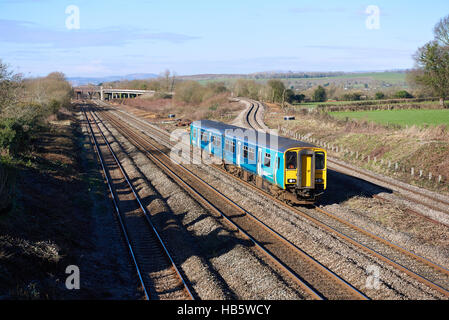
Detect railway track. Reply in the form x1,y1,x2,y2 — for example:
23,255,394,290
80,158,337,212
239,100,449,298
91,101,449,298
244,99,269,132
108,99,449,297
82,105,194,300
90,104,370,300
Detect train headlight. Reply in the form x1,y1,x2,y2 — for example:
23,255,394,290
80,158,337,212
288,179,296,183
315,178,323,183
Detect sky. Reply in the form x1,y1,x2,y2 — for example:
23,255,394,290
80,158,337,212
0,0,448,77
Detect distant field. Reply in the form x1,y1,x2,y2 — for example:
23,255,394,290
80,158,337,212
330,108,449,127
190,72,407,87
319,72,407,84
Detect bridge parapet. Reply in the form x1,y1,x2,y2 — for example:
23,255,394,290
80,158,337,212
73,86,155,100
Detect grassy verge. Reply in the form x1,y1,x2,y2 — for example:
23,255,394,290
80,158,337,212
0,106,100,299
266,106,449,194
330,108,449,127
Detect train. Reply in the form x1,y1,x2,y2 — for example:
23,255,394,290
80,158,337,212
189,120,327,204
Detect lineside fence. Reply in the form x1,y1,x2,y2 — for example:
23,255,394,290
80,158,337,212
278,126,447,187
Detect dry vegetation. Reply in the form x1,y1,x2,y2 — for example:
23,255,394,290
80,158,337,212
1,61,73,212
266,106,449,192
112,82,244,122
0,61,105,299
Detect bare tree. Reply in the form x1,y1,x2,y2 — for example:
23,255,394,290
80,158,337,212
170,71,176,92
0,60,23,113
434,15,449,46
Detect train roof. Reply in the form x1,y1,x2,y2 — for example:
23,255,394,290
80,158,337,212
191,120,316,152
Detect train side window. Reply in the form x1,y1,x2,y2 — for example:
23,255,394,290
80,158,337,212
248,147,255,161
215,137,221,147
315,152,325,170
264,153,271,167
201,132,208,142
193,129,196,138
286,151,297,169
231,141,236,153
243,146,248,159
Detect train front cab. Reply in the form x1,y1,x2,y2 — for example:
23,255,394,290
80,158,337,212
284,148,327,200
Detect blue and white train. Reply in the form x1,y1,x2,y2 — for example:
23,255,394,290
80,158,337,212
190,120,327,204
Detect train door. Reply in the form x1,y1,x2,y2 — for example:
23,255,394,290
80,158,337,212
298,149,315,189
209,134,212,153
236,141,241,167
257,148,262,175
274,153,278,184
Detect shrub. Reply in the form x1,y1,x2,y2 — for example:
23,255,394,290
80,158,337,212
394,90,413,99
375,92,386,100
174,81,230,105
0,157,15,213
342,92,363,101
0,119,27,155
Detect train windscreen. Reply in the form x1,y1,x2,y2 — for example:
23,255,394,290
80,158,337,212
315,152,325,170
286,151,297,169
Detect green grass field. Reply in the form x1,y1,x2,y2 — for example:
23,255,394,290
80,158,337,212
330,108,449,127
191,71,407,86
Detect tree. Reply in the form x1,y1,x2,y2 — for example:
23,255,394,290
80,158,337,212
410,41,449,106
267,79,285,103
434,15,449,46
161,69,176,92
0,60,22,113
408,15,449,107
312,86,327,102
284,89,295,104
174,80,204,104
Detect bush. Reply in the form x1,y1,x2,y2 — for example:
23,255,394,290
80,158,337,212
0,117,37,155
375,92,386,100
174,81,229,105
394,90,413,99
0,120,22,155
0,157,15,213
342,92,363,101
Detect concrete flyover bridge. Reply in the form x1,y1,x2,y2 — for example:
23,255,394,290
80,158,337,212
73,86,155,100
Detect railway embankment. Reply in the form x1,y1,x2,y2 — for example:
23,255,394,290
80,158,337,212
265,104,449,195
0,104,137,299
